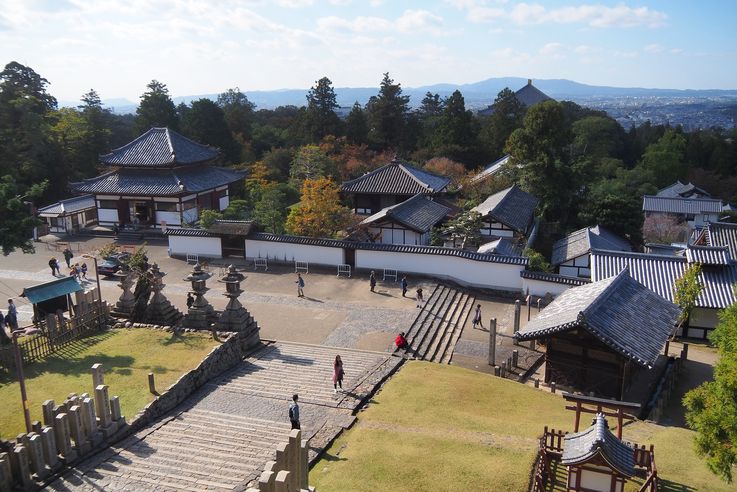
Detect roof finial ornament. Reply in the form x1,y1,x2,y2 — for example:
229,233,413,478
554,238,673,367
528,78,532,86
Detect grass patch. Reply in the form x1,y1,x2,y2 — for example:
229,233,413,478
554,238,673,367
0,328,219,439
313,361,732,492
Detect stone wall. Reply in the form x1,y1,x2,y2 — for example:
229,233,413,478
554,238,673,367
247,429,311,492
128,329,262,430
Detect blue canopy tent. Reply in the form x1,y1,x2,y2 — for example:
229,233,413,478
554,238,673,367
21,277,83,321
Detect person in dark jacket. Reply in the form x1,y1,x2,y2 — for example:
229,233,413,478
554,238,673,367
369,271,377,292
289,394,300,430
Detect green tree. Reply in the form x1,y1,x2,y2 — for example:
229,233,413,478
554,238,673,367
199,209,223,229
674,263,704,329
135,80,178,133
440,210,482,249
181,98,239,162
367,73,409,150
419,92,444,117
286,177,351,238
345,102,368,145
253,186,288,233
430,90,480,166
506,100,573,224
480,88,525,160
638,129,688,187
683,299,737,482
288,145,333,189
221,199,250,220
524,248,552,273
578,194,643,246
78,89,112,176
217,87,256,140
0,62,59,196
0,175,47,255
305,77,341,142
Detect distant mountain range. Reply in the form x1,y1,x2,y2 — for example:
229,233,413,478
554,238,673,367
59,77,737,114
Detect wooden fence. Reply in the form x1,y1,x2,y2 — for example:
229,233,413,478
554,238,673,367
0,304,108,370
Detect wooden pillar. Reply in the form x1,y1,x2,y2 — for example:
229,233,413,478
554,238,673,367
488,318,497,366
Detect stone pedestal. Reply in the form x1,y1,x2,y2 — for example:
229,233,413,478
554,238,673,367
144,264,183,326
0,452,12,492
216,265,260,346
183,263,216,330
42,400,55,427
40,427,59,470
11,446,32,490
111,271,136,318
94,385,114,437
54,413,77,463
27,434,47,479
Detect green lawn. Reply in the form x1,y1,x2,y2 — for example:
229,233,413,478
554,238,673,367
0,328,219,439
313,361,732,492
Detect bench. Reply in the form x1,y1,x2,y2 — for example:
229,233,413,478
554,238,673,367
186,253,199,265
383,268,398,282
254,257,268,271
295,261,309,274
337,264,351,278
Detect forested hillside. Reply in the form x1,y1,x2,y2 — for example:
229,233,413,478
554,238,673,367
1,62,736,254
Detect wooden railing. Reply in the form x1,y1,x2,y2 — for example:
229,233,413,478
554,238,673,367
0,305,108,369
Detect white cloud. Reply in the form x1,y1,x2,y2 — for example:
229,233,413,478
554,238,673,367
328,0,352,5
458,2,667,28
317,15,391,33
395,9,443,32
644,43,663,53
275,0,314,7
539,42,564,57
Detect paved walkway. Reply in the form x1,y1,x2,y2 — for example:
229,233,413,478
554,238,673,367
47,342,402,491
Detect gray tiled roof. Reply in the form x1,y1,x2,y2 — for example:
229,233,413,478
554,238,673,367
685,245,731,266
247,233,529,265
515,268,681,367
477,237,522,257
340,159,450,195
37,195,96,217
562,414,635,477
166,228,214,237
100,127,219,167
515,81,553,107
470,155,511,184
591,249,737,309
551,225,632,266
656,181,711,199
360,194,451,233
472,185,539,233
705,222,737,261
69,166,245,196
642,195,723,215
520,270,591,286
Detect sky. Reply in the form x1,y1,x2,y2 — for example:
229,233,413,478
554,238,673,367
1,0,736,102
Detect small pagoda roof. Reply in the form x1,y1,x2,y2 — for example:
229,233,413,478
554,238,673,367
562,414,635,477
69,166,245,197
514,268,681,368
340,159,450,195
360,194,451,233
37,195,96,218
100,127,219,168
551,225,632,266
471,185,538,233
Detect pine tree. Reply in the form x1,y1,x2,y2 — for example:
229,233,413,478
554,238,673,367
367,73,409,150
305,77,340,142
135,80,179,133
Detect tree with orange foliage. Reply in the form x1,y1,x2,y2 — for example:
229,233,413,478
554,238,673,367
423,157,467,189
286,177,352,238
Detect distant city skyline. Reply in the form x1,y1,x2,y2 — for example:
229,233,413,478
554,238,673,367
1,0,736,102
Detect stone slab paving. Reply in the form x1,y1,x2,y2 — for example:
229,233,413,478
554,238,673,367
46,341,402,491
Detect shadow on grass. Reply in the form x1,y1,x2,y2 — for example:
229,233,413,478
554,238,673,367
659,480,697,492
320,451,348,463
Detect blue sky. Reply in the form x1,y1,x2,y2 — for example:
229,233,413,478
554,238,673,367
1,0,735,102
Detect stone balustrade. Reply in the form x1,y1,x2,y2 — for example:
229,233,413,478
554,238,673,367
0,363,127,491
246,429,313,492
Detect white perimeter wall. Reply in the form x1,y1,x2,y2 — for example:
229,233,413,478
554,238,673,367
156,211,181,227
169,236,222,258
521,277,575,298
355,249,524,291
245,239,343,265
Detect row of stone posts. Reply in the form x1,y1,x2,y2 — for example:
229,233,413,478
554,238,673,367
247,429,310,492
0,364,126,491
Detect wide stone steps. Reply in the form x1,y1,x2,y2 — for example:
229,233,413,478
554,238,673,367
50,409,291,492
403,284,475,363
212,343,388,405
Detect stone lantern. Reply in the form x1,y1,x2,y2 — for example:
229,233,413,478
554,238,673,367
215,265,259,345
111,269,136,318
143,263,182,326
182,263,215,329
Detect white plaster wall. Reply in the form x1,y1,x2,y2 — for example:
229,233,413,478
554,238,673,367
168,236,222,258
521,278,574,298
98,209,118,223
219,195,229,211
155,211,181,227
355,249,524,291
580,468,615,492
245,239,344,265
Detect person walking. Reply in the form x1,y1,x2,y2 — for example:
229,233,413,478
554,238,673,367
63,248,73,268
369,271,377,292
48,257,58,276
416,288,424,308
400,276,408,297
333,355,344,393
289,394,301,430
6,299,18,331
81,262,88,280
296,274,305,297
472,304,484,329
395,331,409,351
186,292,195,309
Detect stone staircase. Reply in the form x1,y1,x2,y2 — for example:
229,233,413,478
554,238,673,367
49,408,292,491
212,342,390,408
404,284,475,363
116,229,144,242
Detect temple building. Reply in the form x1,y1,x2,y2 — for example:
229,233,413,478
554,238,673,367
471,184,539,240
68,127,245,230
